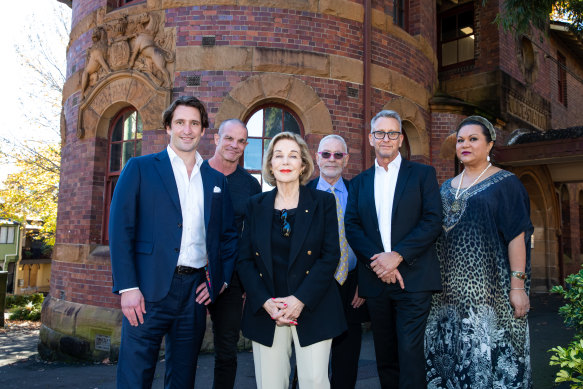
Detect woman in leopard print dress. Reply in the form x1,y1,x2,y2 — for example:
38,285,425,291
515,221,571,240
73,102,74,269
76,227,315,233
425,116,533,389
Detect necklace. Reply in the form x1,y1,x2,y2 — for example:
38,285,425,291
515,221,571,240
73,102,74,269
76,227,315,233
451,163,491,212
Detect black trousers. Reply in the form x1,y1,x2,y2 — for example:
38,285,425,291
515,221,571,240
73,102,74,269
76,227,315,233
207,272,244,389
366,287,432,389
330,270,369,389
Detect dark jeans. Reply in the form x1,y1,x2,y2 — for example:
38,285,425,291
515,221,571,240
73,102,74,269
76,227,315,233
366,287,432,389
117,271,207,389
207,272,244,389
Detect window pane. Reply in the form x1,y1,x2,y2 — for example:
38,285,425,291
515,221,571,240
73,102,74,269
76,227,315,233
122,142,134,167
284,111,301,134
262,179,274,192
247,110,263,137
110,143,122,172
442,15,457,41
7,226,15,244
0,227,7,244
441,41,458,67
124,113,136,140
136,140,142,157
111,118,124,142
264,107,282,138
244,138,263,170
136,113,143,139
458,36,474,62
458,11,474,35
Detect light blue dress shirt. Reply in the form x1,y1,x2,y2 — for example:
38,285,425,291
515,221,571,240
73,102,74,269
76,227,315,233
316,177,358,271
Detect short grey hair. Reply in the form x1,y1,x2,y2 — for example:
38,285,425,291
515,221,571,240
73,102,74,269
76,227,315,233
371,110,402,132
318,134,348,153
218,119,247,136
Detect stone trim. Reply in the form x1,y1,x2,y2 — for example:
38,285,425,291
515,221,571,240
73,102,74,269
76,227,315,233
215,73,333,135
77,71,170,139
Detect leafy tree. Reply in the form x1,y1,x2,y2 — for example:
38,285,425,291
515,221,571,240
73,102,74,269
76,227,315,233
0,3,69,246
0,143,60,245
488,0,583,35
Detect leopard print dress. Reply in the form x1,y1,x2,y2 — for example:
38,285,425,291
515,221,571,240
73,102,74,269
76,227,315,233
424,170,533,389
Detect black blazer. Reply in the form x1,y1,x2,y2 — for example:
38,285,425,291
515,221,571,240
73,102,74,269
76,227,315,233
237,185,347,347
345,158,443,297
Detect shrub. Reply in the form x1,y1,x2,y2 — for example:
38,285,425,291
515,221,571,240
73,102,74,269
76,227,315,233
9,302,42,321
5,293,44,309
550,266,583,387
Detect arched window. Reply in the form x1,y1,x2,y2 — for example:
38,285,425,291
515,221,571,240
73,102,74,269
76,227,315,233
244,105,303,190
103,108,143,242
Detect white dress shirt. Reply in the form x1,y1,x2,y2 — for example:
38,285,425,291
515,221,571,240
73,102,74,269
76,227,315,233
167,146,208,269
374,153,402,253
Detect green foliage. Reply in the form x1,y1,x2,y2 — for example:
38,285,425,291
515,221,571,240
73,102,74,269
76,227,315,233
9,302,42,321
551,267,583,334
550,266,583,387
549,339,583,388
5,293,44,309
482,0,583,36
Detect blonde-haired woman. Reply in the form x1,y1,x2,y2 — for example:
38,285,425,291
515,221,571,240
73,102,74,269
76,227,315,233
238,132,347,389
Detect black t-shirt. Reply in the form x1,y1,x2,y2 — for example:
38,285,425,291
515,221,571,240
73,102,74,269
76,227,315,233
203,162,262,236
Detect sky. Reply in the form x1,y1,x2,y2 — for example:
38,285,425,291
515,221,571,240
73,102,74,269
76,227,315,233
0,1,71,182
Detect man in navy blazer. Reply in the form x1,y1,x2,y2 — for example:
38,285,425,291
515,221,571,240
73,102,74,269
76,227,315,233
109,96,238,388
345,110,442,389
307,134,368,389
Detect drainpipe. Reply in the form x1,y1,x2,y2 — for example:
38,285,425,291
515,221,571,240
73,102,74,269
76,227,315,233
363,0,372,170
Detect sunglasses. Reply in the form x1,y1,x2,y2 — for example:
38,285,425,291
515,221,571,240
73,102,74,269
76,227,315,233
281,209,291,237
318,151,347,160
372,131,401,140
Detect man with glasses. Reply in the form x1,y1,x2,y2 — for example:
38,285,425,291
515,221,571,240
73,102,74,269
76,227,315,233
307,134,369,389
345,110,442,389
205,118,262,389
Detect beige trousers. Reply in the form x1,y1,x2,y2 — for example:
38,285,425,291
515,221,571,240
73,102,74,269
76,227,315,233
252,325,332,389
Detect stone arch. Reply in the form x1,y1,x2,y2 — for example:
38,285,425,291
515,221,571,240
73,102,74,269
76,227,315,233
78,71,171,139
214,74,333,135
515,166,560,290
381,97,429,158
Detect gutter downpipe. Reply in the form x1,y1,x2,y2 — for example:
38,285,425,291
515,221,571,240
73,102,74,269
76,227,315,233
363,0,372,170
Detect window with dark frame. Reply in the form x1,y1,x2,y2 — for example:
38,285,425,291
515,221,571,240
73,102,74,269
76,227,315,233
393,0,408,30
102,109,143,243
244,105,303,191
558,51,567,107
439,4,475,69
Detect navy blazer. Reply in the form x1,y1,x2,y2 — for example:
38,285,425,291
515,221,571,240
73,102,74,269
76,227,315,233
237,185,347,347
109,149,238,303
345,158,443,297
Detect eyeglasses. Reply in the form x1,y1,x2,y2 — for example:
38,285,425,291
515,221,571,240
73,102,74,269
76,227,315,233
372,131,401,140
318,151,347,160
281,209,291,237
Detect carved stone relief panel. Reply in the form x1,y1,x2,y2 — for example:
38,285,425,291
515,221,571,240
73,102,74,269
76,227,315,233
80,11,176,99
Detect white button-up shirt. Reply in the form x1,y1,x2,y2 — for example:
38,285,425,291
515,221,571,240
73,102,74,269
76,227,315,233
167,146,207,269
374,153,402,253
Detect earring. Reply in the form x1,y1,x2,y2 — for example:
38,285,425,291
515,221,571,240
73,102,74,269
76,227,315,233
487,155,491,162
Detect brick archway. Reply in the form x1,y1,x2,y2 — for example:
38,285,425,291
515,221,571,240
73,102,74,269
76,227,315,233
214,74,333,135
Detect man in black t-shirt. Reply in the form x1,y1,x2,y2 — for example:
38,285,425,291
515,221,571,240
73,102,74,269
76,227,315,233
204,118,262,389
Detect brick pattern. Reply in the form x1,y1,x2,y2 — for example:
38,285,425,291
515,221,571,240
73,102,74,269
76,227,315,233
50,259,119,309
169,7,364,60
72,0,103,31
430,112,463,185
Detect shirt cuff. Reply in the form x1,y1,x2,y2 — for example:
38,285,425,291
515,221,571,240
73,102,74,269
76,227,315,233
119,287,139,294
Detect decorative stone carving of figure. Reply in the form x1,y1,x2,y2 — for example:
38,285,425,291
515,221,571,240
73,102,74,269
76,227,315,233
81,26,111,97
128,12,174,87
